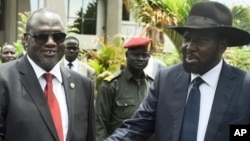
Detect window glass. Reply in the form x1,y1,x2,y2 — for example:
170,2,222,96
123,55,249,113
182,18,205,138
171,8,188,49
122,0,130,21
66,0,97,35
0,0,3,30
30,0,44,12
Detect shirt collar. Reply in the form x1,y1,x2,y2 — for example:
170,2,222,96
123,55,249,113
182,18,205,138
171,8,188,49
64,58,78,66
27,55,63,83
191,59,223,88
124,68,147,81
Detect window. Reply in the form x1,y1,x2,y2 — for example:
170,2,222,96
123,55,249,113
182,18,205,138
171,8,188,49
30,0,44,12
0,0,4,30
122,0,130,21
65,0,97,35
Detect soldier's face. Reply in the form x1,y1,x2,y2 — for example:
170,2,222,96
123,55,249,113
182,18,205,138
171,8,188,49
126,48,150,71
64,39,79,62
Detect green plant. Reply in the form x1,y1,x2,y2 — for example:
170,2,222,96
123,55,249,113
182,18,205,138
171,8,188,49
85,35,126,86
126,0,204,55
13,12,31,56
160,49,181,66
223,47,250,71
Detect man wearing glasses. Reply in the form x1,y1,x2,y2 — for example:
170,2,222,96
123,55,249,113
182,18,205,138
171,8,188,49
0,8,95,141
95,37,154,141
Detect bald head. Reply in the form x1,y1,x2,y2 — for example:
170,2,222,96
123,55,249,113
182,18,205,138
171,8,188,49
26,8,65,33
23,8,66,72
1,44,15,52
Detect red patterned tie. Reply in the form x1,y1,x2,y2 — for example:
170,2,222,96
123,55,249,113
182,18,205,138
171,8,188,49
44,73,64,141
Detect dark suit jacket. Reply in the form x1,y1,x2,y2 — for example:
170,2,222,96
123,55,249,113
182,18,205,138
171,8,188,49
17,53,24,58
105,61,250,141
0,56,95,141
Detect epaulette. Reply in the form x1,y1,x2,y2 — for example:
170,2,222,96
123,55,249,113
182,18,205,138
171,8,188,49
104,70,122,82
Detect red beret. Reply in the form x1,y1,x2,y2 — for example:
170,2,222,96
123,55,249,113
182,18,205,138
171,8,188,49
124,37,152,51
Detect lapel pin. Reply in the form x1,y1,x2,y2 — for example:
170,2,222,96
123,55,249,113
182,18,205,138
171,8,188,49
70,83,75,89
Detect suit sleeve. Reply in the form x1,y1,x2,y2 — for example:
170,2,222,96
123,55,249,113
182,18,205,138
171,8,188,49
87,79,96,141
87,65,96,82
95,80,117,141
104,73,160,141
87,66,97,99
0,73,7,141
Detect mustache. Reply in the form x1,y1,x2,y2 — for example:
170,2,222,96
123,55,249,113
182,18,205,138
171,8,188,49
183,52,199,60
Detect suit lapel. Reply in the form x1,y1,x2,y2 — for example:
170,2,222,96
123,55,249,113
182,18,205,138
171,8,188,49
17,56,59,140
60,67,75,141
60,60,65,67
172,65,190,141
78,62,87,76
204,62,237,141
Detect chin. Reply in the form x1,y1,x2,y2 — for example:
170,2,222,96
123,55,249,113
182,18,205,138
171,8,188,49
40,61,57,71
183,63,201,74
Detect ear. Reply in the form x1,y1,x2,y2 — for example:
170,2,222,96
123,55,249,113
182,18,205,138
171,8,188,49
23,33,29,48
125,51,128,57
219,39,228,54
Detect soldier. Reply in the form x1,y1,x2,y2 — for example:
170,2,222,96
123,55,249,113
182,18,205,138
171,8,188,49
95,37,154,141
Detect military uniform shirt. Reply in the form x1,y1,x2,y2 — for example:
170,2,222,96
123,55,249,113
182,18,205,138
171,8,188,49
95,68,153,141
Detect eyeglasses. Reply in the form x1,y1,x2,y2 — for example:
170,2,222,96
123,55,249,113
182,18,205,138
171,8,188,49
27,32,66,45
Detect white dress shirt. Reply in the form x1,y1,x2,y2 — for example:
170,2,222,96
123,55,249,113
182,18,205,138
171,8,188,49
189,59,223,141
27,55,68,141
64,58,78,71
144,56,166,79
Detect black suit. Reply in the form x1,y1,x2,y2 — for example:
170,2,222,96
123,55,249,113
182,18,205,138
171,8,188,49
105,61,250,141
0,56,95,141
17,52,26,58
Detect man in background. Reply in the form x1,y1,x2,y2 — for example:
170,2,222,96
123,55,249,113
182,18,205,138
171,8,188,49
0,43,16,63
144,55,166,79
141,25,167,79
61,36,96,82
95,37,154,141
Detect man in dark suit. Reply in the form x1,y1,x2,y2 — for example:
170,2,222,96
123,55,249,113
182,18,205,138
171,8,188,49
61,36,96,84
105,2,250,141
0,8,95,141
61,36,97,99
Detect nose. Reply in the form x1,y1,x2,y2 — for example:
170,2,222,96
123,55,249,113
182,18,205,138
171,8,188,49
137,54,145,60
69,48,75,52
184,40,196,51
6,52,15,57
46,35,57,45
